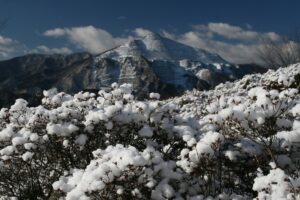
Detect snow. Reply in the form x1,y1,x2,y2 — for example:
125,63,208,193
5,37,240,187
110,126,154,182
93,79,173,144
29,133,39,142
278,72,294,86
74,134,87,146
91,31,248,93
253,167,300,200
98,32,227,64
138,125,153,137
0,145,16,156
47,123,79,137
292,104,300,116
12,136,27,146
116,187,124,195
149,92,160,100
53,145,147,200
0,63,299,199
224,150,240,161
197,68,211,80
0,125,15,141
22,151,34,161
213,63,222,70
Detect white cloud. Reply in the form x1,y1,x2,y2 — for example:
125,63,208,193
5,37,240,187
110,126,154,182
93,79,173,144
42,23,284,64
0,35,72,60
43,28,66,37
0,35,13,45
207,22,259,40
31,45,73,54
0,35,26,60
133,28,154,37
191,23,280,42
162,23,282,64
172,31,262,64
43,26,128,54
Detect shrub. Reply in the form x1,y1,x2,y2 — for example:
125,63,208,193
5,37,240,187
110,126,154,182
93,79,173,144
0,64,299,199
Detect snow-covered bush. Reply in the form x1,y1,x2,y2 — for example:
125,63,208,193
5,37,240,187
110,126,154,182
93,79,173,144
253,163,300,200
0,63,299,199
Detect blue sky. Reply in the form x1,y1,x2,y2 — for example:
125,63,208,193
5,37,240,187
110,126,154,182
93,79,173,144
0,0,300,63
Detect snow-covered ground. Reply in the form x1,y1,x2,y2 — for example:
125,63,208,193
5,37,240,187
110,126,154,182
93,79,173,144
0,63,299,199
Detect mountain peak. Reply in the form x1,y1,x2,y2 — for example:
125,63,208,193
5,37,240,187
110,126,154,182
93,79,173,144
97,32,229,64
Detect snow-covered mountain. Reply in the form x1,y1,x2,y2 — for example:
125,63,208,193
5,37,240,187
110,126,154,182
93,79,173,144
97,32,227,64
92,32,265,96
0,33,266,107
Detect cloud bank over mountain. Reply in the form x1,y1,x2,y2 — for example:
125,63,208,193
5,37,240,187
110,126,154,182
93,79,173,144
0,35,26,60
42,23,282,64
0,22,282,64
161,23,281,64
43,26,129,53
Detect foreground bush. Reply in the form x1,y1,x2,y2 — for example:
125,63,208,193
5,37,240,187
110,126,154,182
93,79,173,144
0,64,299,199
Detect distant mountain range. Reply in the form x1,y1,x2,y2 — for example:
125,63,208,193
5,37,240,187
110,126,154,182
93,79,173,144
0,32,266,107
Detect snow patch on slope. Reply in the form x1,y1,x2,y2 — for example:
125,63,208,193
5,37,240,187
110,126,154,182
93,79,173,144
98,32,228,64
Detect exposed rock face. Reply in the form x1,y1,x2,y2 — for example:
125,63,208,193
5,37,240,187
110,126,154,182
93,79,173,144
88,55,208,99
93,33,266,96
0,33,267,107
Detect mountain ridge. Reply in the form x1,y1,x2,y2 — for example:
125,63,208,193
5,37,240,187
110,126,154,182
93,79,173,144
0,33,267,107
97,32,228,64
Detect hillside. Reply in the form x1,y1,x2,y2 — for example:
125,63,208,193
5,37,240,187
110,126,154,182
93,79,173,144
0,63,299,199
